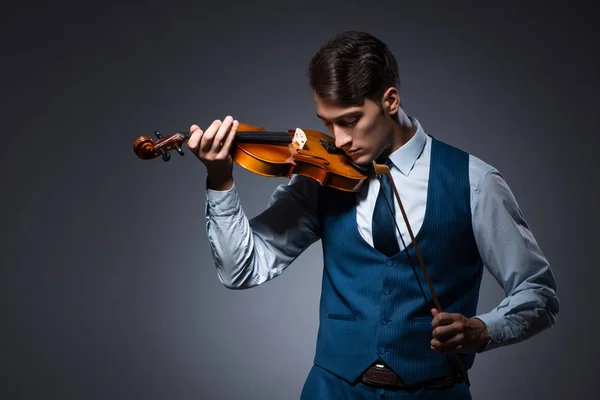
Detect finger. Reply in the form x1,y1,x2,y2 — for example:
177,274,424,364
187,125,203,151
430,334,465,353
430,308,439,326
217,119,239,157
431,312,455,328
210,116,234,153
199,119,222,155
433,321,464,341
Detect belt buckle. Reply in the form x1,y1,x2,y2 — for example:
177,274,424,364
361,363,403,389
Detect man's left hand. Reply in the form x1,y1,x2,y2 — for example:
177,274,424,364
429,308,490,353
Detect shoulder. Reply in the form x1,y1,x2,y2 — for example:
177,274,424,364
467,153,500,194
465,153,520,214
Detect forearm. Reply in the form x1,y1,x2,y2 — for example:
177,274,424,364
475,264,559,351
205,183,279,289
205,176,321,289
205,189,258,289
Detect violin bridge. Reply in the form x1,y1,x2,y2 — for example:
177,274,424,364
292,128,307,149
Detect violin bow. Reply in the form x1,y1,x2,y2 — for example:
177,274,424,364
371,161,471,387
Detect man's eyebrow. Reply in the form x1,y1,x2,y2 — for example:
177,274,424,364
316,111,362,121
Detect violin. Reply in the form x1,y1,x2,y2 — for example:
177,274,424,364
133,122,369,192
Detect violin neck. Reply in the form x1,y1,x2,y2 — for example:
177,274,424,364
180,131,291,144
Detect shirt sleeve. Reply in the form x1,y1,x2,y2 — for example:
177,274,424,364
470,166,559,352
204,174,321,289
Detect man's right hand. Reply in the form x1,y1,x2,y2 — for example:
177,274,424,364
188,116,239,191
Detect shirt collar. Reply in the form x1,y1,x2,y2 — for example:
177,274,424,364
387,116,427,176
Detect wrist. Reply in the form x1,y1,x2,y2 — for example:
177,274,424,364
206,172,233,191
469,317,491,346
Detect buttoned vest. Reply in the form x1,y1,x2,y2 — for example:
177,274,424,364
314,137,484,385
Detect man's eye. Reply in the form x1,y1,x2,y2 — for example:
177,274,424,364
322,118,358,129
342,118,359,126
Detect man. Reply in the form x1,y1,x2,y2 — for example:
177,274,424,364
187,31,559,399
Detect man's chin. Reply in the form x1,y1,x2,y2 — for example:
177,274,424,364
350,154,374,167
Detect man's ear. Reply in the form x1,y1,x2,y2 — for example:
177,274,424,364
381,87,400,115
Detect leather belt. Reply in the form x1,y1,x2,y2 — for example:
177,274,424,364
361,362,464,390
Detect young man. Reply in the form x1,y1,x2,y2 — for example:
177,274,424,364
187,31,559,399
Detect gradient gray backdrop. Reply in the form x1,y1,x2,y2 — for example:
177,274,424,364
2,1,598,399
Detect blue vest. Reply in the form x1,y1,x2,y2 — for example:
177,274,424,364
314,137,484,386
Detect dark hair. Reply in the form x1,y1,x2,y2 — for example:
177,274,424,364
308,31,400,107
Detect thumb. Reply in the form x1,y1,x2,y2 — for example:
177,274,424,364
431,308,439,317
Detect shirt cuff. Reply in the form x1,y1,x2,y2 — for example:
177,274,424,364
472,312,506,352
205,181,241,217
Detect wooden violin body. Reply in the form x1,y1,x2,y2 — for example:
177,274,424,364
134,122,369,192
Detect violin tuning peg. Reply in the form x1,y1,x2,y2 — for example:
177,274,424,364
174,143,184,156
159,148,171,162
154,131,163,139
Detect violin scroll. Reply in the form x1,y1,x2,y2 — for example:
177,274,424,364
134,131,189,162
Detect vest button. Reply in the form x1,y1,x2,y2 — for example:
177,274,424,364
381,318,389,325
378,346,386,354
386,259,393,267
383,287,391,295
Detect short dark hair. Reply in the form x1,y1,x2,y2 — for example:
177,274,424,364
308,31,400,107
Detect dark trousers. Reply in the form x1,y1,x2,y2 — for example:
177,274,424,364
300,364,472,400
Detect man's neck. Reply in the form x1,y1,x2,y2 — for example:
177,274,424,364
389,114,416,153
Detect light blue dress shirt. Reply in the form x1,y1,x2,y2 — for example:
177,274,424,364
204,117,559,352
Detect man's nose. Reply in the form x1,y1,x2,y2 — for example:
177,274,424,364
334,127,351,149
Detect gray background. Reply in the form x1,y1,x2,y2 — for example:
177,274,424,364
2,1,598,399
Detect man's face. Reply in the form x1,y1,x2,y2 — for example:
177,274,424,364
314,92,395,166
